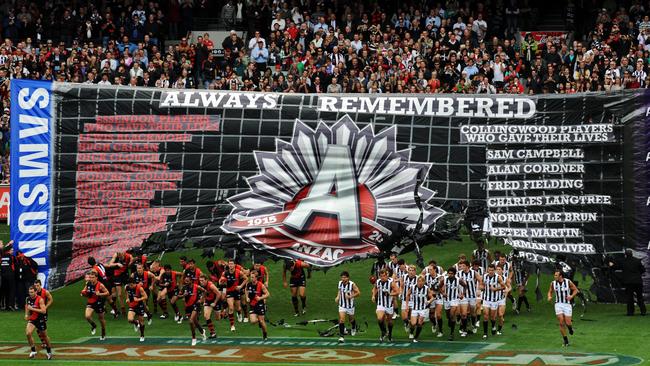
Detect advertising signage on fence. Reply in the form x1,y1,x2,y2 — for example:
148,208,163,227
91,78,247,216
10,82,648,301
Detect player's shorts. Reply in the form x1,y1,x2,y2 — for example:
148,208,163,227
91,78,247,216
113,272,128,286
87,300,106,314
401,301,413,311
433,298,444,306
411,309,429,319
483,301,498,310
444,299,459,310
554,303,573,316
185,303,201,314
376,305,394,315
166,287,179,298
460,297,477,306
338,307,355,316
250,302,266,316
226,290,241,300
216,300,227,311
28,318,47,332
289,277,306,288
129,304,146,316
497,298,506,307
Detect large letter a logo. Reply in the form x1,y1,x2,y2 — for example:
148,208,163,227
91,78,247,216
284,145,360,239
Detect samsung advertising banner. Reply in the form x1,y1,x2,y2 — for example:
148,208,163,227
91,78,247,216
9,81,648,301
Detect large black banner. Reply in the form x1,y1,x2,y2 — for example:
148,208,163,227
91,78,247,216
11,81,648,299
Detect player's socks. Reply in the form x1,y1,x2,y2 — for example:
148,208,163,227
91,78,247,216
45,347,51,354
291,297,299,313
491,319,496,329
415,325,422,338
171,303,180,316
160,300,168,313
196,323,204,334
146,311,153,319
470,315,476,326
498,324,503,332
522,295,530,310
378,321,386,335
403,319,409,328
207,319,215,335
228,313,235,327
517,296,523,311
437,317,443,332
241,304,248,318
140,323,145,337
110,302,118,313
339,323,345,336
31,347,36,352
387,323,393,338
191,328,196,338
300,296,307,309
563,336,569,345
483,320,488,334
449,320,456,334
351,320,356,330
88,319,97,328
567,325,573,335
101,327,106,338
461,318,467,332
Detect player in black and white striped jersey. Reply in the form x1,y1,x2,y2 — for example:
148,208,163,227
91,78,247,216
406,276,433,343
423,262,445,337
471,260,485,327
335,271,360,343
480,264,506,339
372,269,400,342
457,260,482,336
495,263,510,335
513,258,531,314
440,267,464,341
472,240,491,270
399,265,418,333
493,254,515,310
387,254,402,318
453,254,468,272
421,260,444,279
547,270,579,347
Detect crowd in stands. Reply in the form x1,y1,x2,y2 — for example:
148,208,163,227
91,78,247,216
0,1,647,175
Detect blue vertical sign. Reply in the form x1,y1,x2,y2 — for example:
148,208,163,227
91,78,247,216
10,80,53,287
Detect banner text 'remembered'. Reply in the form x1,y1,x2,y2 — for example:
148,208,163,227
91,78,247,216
317,96,536,118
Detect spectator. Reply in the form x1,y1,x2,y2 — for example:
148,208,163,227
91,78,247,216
15,251,38,309
251,40,269,72
327,77,342,93
222,1,236,29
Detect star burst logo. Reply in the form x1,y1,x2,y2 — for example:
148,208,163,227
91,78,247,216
222,115,444,266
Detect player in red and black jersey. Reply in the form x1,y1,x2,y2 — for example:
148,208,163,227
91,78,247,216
245,270,270,340
25,286,52,360
33,279,54,349
179,256,189,271
125,278,148,342
283,259,311,316
81,270,109,340
219,259,248,332
149,261,162,314
180,276,207,346
157,264,182,321
252,260,269,287
206,259,227,283
199,274,221,338
108,251,134,317
131,263,156,324
88,256,118,315
183,259,202,285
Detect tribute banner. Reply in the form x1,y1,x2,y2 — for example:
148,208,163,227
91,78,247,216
9,81,648,299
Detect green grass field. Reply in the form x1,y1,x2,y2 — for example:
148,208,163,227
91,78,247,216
0,225,647,365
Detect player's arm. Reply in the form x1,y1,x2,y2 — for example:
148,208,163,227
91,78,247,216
107,253,120,268
475,273,483,297
371,284,377,303
547,282,554,302
147,271,156,290
568,280,579,301
390,281,400,297
351,283,360,299
137,286,148,303
427,288,434,304
263,268,269,287
495,276,505,292
406,287,412,304
98,283,110,298
238,272,249,290
44,290,53,309
259,284,270,301
304,262,312,278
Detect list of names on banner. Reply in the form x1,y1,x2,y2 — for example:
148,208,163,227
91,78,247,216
461,124,616,254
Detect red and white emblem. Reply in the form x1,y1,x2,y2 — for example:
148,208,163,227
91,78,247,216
222,115,444,266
